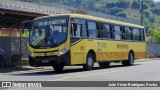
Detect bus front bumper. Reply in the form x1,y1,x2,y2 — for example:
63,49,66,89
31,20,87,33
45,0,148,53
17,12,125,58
29,52,70,67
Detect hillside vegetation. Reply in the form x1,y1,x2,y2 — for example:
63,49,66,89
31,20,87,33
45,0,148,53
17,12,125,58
54,0,160,33
28,0,160,42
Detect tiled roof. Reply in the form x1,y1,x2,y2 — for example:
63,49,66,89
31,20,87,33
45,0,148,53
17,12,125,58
0,2,56,14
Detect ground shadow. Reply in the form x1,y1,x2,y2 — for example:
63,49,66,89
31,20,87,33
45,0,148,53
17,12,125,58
0,67,34,73
110,64,141,68
13,64,141,76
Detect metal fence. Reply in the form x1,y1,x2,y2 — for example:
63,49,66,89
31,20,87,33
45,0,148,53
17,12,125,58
0,36,29,67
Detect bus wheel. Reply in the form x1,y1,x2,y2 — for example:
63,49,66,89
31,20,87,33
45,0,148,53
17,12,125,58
98,62,110,68
122,52,134,66
83,53,94,71
53,63,64,72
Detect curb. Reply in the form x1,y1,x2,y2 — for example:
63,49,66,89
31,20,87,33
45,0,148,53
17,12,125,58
135,58,159,62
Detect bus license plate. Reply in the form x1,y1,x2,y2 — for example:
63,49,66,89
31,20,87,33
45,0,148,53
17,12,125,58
42,60,49,63
36,53,44,57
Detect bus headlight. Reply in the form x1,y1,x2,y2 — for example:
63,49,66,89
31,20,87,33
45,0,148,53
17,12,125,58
58,47,69,56
30,54,34,57
29,50,34,57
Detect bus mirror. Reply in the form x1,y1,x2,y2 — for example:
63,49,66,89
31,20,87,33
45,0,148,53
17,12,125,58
21,20,33,34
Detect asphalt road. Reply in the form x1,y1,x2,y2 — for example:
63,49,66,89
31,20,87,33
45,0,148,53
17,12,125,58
0,59,160,90
0,59,160,81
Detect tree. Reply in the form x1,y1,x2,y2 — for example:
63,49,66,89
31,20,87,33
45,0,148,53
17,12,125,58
116,0,130,8
144,10,151,17
152,7,160,15
36,0,41,4
149,29,160,43
143,3,149,10
106,3,116,8
131,0,140,10
149,17,160,43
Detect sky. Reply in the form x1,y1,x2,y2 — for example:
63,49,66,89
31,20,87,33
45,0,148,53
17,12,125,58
154,0,160,2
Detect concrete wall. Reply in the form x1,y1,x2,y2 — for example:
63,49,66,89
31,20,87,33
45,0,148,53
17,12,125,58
147,42,160,58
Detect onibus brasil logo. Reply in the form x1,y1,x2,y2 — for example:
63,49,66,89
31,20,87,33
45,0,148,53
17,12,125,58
1,82,42,88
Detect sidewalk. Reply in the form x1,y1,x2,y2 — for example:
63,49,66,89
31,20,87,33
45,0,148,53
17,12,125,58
0,66,54,75
0,58,159,75
135,58,160,62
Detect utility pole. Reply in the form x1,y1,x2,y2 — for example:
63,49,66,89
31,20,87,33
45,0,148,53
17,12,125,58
141,0,144,26
20,27,22,68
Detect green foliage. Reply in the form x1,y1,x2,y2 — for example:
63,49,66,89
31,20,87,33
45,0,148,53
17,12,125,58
149,14,155,23
57,0,160,34
149,16,160,43
149,29,160,43
144,10,151,17
116,0,130,8
131,0,140,10
116,12,127,17
106,3,116,8
143,3,149,10
36,0,41,4
108,7,123,15
145,0,155,8
152,7,160,15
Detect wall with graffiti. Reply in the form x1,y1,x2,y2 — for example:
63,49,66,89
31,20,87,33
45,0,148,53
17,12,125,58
0,29,29,37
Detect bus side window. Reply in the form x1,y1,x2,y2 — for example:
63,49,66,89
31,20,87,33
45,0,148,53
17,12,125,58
132,28,140,41
76,24,82,37
140,29,145,41
101,23,111,39
71,23,82,37
124,27,132,40
114,25,122,40
71,24,74,36
87,21,97,38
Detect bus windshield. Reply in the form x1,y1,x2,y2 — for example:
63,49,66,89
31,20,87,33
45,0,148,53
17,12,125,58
29,16,69,48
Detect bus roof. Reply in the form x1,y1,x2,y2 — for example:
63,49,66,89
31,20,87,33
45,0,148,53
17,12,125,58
35,14,144,29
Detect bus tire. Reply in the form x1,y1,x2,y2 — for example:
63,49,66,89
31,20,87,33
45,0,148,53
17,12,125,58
83,53,94,71
98,62,110,68
53,63,64,72
122,52,134,66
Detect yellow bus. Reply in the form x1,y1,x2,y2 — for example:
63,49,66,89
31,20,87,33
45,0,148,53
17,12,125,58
23,14,146,72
